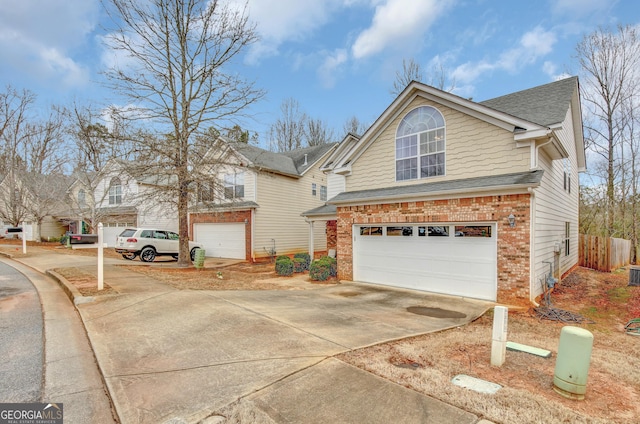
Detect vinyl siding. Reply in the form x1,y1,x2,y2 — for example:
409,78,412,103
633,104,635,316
347,98,531,191
40,216,66,240
254,168,328,259
327,172,346,201
531,107,580,298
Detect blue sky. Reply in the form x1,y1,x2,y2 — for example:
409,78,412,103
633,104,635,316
1,0,639,149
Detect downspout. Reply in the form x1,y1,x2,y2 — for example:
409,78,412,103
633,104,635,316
528,187,538,306
532,136,553,169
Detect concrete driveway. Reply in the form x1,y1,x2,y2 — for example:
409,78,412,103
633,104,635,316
77,274,490,423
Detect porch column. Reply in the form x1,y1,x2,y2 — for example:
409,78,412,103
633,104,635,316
308,220,315,259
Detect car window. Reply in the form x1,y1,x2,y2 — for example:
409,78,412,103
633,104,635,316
154,231,168,239
168,232,179,240
140,230,153,238
119,229,136,237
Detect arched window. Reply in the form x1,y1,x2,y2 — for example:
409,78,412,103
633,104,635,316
78,189,86,207
395,106,446,181
108,177,122,205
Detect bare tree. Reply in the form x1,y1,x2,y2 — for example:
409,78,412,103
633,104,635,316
391,58,456,97
576,25,640,237
391,58,424,96
102,0,264,266
305,118,335,146
342,115,368,137
268,98,307,152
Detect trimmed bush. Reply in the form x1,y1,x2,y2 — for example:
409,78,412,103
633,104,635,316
293,252,311,271
308,256,337,281
276,255,290,263
323,256,337,277
293,257,307,273
275,256,294,276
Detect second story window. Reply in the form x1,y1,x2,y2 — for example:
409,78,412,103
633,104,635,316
109,177,122,205
312,183,317,196
396,106,446,181
224,172,244,200
320,185,327,201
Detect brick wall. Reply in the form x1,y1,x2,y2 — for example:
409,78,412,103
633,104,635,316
337,193,531,305
189,210,252,261
326,220,337,251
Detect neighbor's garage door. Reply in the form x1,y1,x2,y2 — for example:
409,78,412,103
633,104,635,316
193,223,246,259
353,223,497,301
104,223,135,247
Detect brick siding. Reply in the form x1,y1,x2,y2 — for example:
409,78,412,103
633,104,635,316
337,193,531,305
189,210,252,261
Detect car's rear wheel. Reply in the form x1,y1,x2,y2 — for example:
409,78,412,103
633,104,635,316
190,248,198,262
140,247,156,262
122,252,137,260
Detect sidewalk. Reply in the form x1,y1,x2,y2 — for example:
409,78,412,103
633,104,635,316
3,246,492,424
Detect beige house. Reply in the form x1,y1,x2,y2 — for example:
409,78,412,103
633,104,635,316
69,159,178,246
190,138,336,261
0,172,71,241
304,77,585,306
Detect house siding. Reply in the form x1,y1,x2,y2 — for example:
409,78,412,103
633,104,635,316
347,98,531,192
531,108,580,298
40,216,65,240
327,172,346,200
336,193,532,305
254,168,328,259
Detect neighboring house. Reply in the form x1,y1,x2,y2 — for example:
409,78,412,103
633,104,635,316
0,172,72,241
304,77,585,306
71,159,178,246
189,138,337,260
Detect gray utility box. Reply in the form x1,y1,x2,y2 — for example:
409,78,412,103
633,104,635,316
629,266,640,286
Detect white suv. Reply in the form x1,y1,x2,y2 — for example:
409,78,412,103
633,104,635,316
115,228,203,262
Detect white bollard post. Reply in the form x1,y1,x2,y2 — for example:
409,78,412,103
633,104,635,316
97,223,104,291
22,221,27,254
491,306,508,366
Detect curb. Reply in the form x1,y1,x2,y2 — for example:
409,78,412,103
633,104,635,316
45,269,96,305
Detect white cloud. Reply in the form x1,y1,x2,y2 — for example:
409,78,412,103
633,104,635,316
243,0,346,64
351,0,454,59
451,26,557,84
0,0,98,88
318,49,348,88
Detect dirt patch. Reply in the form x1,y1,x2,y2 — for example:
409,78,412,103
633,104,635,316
52,267,117,296
338,267,640,424
119,263,339,291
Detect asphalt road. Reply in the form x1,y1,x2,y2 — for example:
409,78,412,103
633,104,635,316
0,261,43,402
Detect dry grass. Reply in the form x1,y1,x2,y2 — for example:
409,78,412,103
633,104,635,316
338,267,640,424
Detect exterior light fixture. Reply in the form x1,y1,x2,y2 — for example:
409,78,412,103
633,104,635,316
508,213,516,228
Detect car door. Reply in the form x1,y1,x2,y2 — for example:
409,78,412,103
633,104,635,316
153,230,171,253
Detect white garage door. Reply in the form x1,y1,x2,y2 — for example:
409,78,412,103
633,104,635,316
193,223,246,259
353,223,497,301
103,223,135,247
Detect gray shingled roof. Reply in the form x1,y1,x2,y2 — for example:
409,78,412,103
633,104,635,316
301,204,337,217
194,200,259,211
229,142,336,176
480,76,577,127
329,170,544,204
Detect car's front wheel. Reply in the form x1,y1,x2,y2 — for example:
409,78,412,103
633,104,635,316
140,247,156,262
122,252,137,260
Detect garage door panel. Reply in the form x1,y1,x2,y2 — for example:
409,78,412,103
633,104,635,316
354,223,497,301
193,223,245,259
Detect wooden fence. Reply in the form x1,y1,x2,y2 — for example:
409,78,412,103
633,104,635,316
579,234,631,272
